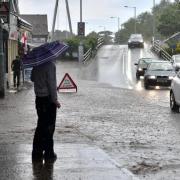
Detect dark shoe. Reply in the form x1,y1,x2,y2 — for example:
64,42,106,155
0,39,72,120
44,152,57,162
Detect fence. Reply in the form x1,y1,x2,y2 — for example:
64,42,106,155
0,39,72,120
151,40,172,61
82,37,104,63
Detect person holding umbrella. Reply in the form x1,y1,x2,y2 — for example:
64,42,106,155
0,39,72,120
31,61,60,161
22,41,68,161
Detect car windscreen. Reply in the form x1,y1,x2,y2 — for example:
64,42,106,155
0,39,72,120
139,59,158,64
174,56,180,63
131,37,142,41
148,63,173,71
130,34,142,38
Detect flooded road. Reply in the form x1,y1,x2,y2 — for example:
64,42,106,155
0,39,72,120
1,44,180,180
79,44,170,108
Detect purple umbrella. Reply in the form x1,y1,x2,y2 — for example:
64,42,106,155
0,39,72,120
22,41,69,68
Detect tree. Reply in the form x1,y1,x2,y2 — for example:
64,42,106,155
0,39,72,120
157,4,180,37
114,0,178,43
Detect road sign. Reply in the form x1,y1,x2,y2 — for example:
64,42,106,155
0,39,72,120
78,22,85,36
57,73,77,92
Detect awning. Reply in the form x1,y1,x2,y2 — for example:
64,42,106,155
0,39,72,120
17,17,32,32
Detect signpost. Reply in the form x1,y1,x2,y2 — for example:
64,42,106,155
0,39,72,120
57,73,77,92
78,22,85,36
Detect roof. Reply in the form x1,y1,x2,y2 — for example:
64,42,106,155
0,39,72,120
19,14,48,36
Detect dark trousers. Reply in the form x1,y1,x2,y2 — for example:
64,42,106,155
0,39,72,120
33,96,57,156
13,71,20,87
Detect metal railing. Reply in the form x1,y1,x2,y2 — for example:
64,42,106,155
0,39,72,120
151,40,172,61
83,48,92,63
96,37,104,49
82,37,104,63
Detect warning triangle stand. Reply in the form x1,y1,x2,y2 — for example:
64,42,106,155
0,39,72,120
57,73,77,92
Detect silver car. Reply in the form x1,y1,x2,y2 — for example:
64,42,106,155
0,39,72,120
144,61,175,89
128,34,144,48
170,71,180,112
171,54,180,71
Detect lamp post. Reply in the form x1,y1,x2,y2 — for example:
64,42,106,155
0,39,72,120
0,19,5,98
78,0,84,63
110,16,120,32
124,5,137,34
152,0,155,43
99,25,106,32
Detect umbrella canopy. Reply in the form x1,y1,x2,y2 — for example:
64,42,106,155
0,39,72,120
22,41,69,68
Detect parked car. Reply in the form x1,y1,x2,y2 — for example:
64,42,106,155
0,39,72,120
134,58,161,79
128,34,144,48
170,71,180,112
171,54,180,71
144,61,176,89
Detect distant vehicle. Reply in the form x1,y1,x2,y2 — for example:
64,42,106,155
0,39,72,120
144,61,176,89
171,54,180,71
170,71,180,112
134,58,161,79
128,34,144,48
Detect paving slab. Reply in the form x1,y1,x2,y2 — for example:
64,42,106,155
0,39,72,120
0,143,139,180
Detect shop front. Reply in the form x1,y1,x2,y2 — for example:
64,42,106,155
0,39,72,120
8,14,32,87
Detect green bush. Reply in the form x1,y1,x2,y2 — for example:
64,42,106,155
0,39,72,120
64,33,99,59
175,47,180,54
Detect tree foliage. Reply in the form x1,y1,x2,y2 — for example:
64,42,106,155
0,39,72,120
64,32,99,59
156,3,180,37
114,0,180,44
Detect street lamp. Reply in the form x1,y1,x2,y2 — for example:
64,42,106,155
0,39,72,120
152,0,155,43
0,19,5,98
99,25,106,31
110,16,120,32
78,0,84,63
124,5,137,34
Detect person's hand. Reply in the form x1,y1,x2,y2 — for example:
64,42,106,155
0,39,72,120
55,100,61,109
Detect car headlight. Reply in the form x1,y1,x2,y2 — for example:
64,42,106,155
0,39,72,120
148,75,156,79
138,68,143,71
168,76,174,80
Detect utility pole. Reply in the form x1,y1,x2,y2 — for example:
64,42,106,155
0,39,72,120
51,0,59,41
78,0,84,63
134,7,136,34
153,0,155,43
118,17,120,31
80,0,82,22
65,0,73,35
124,6,137,34
0,20,5,98
110,17,120,32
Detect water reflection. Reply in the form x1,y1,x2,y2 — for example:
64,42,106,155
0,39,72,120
135,80,144,91
32,160,55,180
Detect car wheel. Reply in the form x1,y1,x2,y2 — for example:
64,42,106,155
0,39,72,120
136,73,140,80
170,91,179,112
144,81,149,89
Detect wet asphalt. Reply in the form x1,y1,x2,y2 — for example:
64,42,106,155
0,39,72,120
0,44,180,179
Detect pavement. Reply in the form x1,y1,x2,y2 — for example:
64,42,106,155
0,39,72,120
0,143,138,180
0,62,139,180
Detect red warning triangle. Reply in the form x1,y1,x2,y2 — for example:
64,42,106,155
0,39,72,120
57,73,77,92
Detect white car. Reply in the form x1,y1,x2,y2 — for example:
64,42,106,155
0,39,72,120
171,54,180,71
170,71,180,112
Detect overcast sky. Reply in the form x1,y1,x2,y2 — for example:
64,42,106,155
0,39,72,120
18,0,174,34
